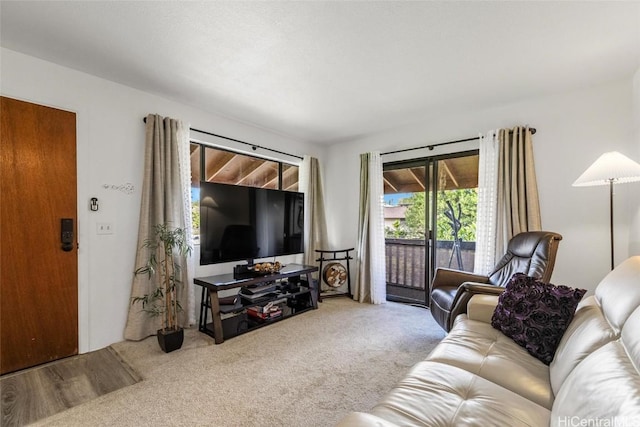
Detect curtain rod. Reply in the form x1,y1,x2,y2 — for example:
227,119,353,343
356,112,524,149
142,117,304,160
381,127,536,156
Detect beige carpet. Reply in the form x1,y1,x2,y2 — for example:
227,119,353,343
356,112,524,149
30,298,445,426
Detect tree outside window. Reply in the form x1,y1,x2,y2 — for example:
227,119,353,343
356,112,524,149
385,189,477,242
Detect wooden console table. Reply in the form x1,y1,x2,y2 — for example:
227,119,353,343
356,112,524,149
194,264,318,344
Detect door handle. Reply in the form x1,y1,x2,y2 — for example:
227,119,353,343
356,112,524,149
61,218,74,252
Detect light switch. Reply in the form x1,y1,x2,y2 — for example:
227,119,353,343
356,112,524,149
96,223,114,235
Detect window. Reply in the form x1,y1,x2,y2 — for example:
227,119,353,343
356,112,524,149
189,143,300,242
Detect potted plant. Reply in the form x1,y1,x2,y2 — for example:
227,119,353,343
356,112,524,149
132,223,192,353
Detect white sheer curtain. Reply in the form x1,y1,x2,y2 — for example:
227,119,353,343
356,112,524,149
474,130,499,275
177,124,195,326
354,152,386,304
299,156,328,272
124,114,193,340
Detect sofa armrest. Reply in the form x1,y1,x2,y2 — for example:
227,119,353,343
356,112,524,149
336,412,399,427
467,294,500,323
445,282,505,329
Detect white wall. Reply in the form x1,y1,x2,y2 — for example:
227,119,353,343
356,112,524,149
1,48,323,353
3,46,638,352
630,68,640,256
323,77,640,293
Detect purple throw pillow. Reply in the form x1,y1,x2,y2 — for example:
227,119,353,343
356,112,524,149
491,273,586,365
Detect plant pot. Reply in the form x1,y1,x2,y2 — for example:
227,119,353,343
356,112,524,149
157,327,184,353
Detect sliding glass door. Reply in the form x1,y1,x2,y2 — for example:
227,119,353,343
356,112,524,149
383,161,429,303
383,151,479,305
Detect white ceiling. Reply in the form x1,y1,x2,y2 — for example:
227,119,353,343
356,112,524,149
1,1,639,144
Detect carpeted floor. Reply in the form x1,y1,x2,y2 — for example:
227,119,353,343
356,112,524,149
29,298,445,426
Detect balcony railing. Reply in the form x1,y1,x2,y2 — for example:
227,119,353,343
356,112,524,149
385,238,476,303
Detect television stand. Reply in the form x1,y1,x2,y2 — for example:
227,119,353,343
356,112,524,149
194,264,318,344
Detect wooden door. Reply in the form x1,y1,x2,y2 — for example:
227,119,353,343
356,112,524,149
1,97,78,374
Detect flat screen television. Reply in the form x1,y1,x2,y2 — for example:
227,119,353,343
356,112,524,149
199,181,305,265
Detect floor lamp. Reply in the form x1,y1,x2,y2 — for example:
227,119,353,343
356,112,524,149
572,151,640,270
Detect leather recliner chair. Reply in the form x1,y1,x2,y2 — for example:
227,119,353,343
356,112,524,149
430,231,562,332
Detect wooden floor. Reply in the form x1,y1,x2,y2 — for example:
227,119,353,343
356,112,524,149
1,346,141,426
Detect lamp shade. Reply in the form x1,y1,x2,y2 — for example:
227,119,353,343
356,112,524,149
572,151,640,187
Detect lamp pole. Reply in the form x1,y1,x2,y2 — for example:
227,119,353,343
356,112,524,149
608,179,614,271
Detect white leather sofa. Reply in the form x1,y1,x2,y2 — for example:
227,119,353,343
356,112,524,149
337,256,640,426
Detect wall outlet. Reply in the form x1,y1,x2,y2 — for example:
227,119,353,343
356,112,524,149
96,222,114,235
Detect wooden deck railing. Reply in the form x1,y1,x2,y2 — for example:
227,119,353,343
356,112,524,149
385,239,476,292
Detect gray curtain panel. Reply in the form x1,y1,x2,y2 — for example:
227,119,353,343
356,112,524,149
354,152,386,304
354,153,371,303
496,126,542,256
124,114,190,341
301,156,328,276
